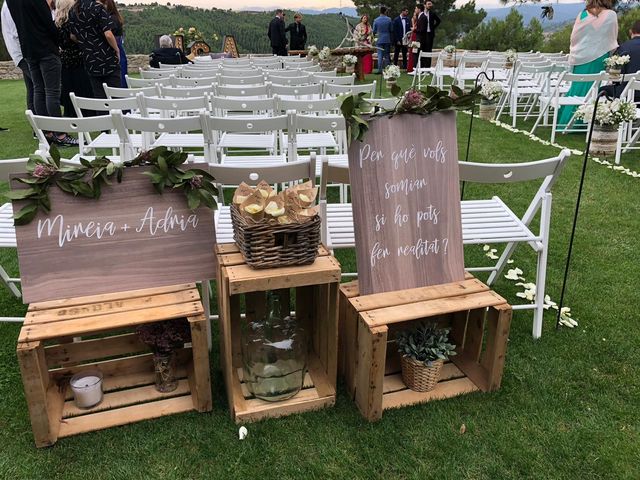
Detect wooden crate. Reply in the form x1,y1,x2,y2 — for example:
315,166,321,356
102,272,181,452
216,243,341,423
17,284,212,447
339,274,512,422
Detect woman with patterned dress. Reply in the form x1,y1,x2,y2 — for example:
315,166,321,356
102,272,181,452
557,0,618,126
99,0,128,88
354,14,374,75
55,0,92,117
407,12,418,74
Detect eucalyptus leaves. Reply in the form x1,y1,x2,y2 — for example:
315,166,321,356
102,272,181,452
6,146,217,226
339,85,481,143
396,323,457,367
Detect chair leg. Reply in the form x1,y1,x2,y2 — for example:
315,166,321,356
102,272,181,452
551,107,558,144
615,123,625,164
0,265,21,298
533,193,552,339
487,241,518,286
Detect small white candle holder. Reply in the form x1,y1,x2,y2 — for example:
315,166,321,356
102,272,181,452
70,370,104,409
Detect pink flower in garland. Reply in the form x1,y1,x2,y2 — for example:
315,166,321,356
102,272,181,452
400,89,426,110
189,174,203,189
32,163,57,179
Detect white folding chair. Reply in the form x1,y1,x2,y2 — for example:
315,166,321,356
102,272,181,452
214,84,270,99
412,51,441,88
323,82,376,98
26,110,131,163
139,67,176,79
218,74,266,86
158,84,216,98
270,83,323,99
126,75,173,88
104,84,158,99
172,76,218,87
615,78,640,164
181,68,221,78
266,74,312,86
320,74,355,86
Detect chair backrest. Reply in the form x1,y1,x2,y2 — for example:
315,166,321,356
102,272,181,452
223,57,252,66
276,96,340,113
282,56,310,64
267,69,304,78
321,74,355,85
323,82,376,97
139,95,209,117
218,74,266,86
0,158,29,182
310,70,338,78
173,76,218,87
26,110,125,157
267,74,311,86
157,63,184,70
298,64,322,72
181,68,221,78
203,113,288,134
159,84,216,98
209,156,317,192
214,84,270,98
105,84,158,98
218,66,261,76
366,97,400,111
139,68,176,79
70,93,141,117
209,95,277,116
270,83,323,98
251,56,281,66
126,75,174,88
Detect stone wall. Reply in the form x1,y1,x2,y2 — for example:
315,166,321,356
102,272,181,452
0,54,150,80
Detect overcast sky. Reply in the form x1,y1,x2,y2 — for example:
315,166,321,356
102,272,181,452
119,0,584,11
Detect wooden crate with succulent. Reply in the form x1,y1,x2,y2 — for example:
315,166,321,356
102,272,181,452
339,274,512,422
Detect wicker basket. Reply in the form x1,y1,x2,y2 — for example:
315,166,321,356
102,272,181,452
400,357,444,392
230,205,321,269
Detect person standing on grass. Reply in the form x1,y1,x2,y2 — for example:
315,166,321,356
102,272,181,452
557,0,618,126
69,0,121,99
393,7,411,70
373,6,393,74
286,13,307,52
1,1,35,118
268,9,288,56
5,0,77,146
98,0,128,88
416,1,441,68
600,20,640,100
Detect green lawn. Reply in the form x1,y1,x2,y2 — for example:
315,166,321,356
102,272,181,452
0,76,638,479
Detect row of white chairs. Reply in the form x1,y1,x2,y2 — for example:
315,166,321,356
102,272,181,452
0,147,571,339
142,63,326,79
104,81,377,100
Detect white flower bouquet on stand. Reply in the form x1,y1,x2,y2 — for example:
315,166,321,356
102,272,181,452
343,54,358,74
604,55,630,78
307,45,319,63
318,46,331,61
383,64,401,89
443,44,456,55
478,81,503,120
505,49,517,68
576,98,637,155
410,41,420,53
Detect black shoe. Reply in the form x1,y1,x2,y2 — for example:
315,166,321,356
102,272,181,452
54,134,79,147
0,127,8,131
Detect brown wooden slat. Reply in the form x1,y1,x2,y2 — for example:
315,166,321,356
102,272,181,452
237,389,335,423
382,377,479,411
350,278,487,313
26,289,201,325
28,284,195,312
226,256,341,294
355,323,387,422
21,302,204,341
361,292,507,327
45,333,149,367
218,245,330,267
57,396,195,438
63,379,191,418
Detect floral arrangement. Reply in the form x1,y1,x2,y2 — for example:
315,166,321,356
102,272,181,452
505,49,517,63
342,54,358,66
307,45,319,56
383,64,401,80
340,85,480,142
352,29,372,45
604,54,630,70
173,27,185,36
233,180,318,224
6,146,217,225
575,98,637,126
410,41,421,49
173,27,219,44
318,46,331,61
396,323,456,367
479,81,503,102
443,44,456,54
137,319,191,355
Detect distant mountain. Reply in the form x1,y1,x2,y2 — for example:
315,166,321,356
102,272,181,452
243,6,358,17
484,2,584,28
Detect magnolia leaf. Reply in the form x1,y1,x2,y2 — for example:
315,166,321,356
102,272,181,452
4,187,38,200
13,203,39,226
55,180,74,194
39,194,51,212
157,156,169,174
106,162,116,176
49,144,61,167
390,83,401,97
186,189,200,210
14,177,48,185
71,180,93,197
79,157,92,168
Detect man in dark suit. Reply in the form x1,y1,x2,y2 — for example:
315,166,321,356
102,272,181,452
415,1,441,68
393,7,411,69
268,9,287,56
601,21,640,101
286,13,307,52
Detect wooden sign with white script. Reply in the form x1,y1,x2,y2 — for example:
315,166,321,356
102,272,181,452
12,166,217,303
347,111,465,295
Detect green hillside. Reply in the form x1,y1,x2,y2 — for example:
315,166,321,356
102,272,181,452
121,5,354,55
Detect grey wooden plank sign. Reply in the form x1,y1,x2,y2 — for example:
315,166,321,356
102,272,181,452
12,166,217,303
347,111,465,295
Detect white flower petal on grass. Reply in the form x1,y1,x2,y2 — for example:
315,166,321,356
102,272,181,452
239,426,248,440
483,245,491,251
515,292,528,299
507,259,514,264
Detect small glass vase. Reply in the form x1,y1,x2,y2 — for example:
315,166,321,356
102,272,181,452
153,351,178,393
242,289,307,402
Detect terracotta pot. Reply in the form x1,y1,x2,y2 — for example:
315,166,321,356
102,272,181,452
590,124,619,156
479,100,497,121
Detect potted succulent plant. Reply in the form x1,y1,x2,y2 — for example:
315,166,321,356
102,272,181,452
478,81,503,121
136,319,192,393
396,322,456,392
575,97,637,156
